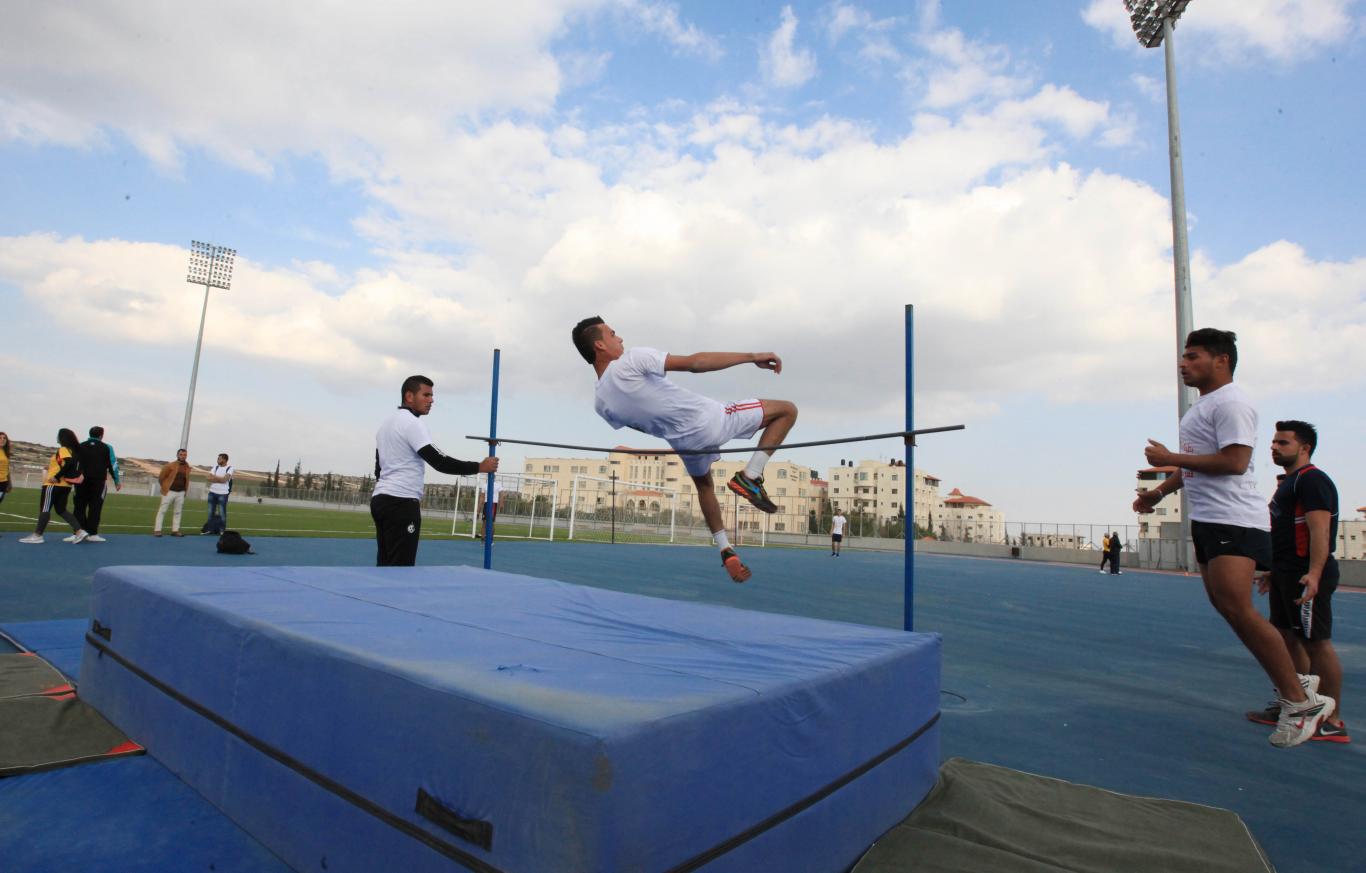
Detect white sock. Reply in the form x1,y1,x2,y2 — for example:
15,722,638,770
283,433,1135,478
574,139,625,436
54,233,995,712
714,530,731,551
743,451,770,480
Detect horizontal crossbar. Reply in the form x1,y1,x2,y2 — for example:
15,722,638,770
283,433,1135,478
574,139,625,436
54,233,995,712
465,424,965,456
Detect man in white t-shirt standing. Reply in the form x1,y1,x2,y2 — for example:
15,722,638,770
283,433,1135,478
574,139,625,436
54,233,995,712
572,317,798,583
1134,328,1333,748
371,375,498,567
476,479,501,540
203,453,233,535
831,510,847,557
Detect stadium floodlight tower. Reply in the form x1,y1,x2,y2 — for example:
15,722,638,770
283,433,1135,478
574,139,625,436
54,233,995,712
181,241,236,454
1125,0,1195,570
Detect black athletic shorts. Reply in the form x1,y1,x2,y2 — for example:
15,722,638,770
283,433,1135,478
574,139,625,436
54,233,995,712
831,533,843,542
370,494,422,567
1190,520,1271,570
1268,568,1337,641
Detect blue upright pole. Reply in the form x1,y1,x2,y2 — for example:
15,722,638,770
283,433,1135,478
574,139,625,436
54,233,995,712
904,305,914,632
483,348,500,570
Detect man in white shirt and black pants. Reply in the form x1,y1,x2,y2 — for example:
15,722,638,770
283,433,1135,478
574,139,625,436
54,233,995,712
831,510,847,557
1134,328,1333,748
371,375,498,566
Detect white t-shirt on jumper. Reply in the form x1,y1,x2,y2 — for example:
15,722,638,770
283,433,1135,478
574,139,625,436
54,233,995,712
373,408,433,500
1178,382,1268,530
594,347,720,444
832,515,847,535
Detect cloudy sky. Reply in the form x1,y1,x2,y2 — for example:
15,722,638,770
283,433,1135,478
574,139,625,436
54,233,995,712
3,0,1363,525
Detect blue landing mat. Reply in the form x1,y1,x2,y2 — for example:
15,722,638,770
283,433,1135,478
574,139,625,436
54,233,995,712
79,564,941,873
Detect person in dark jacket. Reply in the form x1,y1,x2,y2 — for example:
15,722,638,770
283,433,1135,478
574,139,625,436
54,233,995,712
1107,531,1123,575
73,426,121,542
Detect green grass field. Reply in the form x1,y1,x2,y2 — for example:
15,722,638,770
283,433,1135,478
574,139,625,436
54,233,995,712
0,486,683,544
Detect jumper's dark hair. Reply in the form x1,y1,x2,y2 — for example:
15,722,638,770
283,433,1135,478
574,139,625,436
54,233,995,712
572,316,606,364
57,428,79,451
1185,328,1238,375
1275,420,1318,457
218,453,230,462
401,375,433,400
89,426,104,439
0,432,9,458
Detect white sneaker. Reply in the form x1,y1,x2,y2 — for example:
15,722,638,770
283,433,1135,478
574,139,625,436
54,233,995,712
85,534,106,543
71,530,89,544
1269,691,1336,748
63,534,79,543
19,534,44,544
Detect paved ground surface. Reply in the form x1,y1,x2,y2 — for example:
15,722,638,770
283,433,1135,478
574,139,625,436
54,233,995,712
1,534,1362,872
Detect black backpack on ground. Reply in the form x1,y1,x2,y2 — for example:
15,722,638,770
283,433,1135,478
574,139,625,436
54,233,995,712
216,530,253,555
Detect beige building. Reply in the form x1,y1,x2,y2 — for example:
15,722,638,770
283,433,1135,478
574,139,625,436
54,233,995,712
524,449,824,535
940,488,1006,543
1339,509,1366,561
1134,466,1182,538
824,460,931,530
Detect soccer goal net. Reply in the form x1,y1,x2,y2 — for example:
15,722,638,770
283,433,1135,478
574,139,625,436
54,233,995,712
449,472,558,540
566,475,685,544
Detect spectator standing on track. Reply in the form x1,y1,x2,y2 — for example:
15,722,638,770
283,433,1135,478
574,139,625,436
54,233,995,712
1107,531,1122,575
1098,532,1113,573
20,428,87,544
831,509,847,557
0,431,11,510
371,375,498,567
1245,420,1349,743
202,453,233,535
154,449,192,537
572,316,798,584
1133,328,1331,748
73,426,121,543
476,478,501,540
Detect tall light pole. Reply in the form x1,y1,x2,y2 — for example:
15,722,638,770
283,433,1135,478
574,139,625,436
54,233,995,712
1125,0,1195,569
181,241,235,453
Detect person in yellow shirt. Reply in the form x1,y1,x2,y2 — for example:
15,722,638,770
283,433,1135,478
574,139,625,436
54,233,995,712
0,431,12,508
20,428,87,544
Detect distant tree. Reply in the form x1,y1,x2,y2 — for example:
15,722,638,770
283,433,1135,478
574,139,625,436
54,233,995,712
323,472,334,492
303,471,314,490
289,460,302,490
272,460,281,489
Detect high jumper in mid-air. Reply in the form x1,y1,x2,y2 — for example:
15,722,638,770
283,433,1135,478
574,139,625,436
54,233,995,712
571,317,797,583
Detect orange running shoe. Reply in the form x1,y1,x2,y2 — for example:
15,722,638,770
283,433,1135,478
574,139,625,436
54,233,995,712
721,548,751,583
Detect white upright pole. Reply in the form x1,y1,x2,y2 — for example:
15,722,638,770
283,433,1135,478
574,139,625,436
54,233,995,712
568,477,578,540
1163,15,1196,571
179,282,211,452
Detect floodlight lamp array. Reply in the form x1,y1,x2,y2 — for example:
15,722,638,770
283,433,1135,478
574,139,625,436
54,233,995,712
1123,0,1191,48
186,240,236,290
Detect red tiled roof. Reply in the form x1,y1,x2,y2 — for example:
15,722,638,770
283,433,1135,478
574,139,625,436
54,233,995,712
943,487,990,507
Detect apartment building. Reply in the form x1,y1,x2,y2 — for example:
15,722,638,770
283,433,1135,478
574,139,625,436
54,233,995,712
1340,508,1366,560
824,460,929,528
524,450,824,534
940,488,1006,543
1134,466,1182,538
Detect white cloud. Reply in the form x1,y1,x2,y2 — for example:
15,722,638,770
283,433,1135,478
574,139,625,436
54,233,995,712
611,0,723,59
1083,0,1360,64
0,0,602,171
910,27,1030,109
760,6,818,88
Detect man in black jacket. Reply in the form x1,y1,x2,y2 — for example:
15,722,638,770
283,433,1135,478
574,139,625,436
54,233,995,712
73,426,122,543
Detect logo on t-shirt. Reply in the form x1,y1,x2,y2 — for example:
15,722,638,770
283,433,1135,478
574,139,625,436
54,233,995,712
406,523,416,534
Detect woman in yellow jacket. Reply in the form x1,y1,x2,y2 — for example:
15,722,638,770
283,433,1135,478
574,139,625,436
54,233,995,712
0,431,11,507
20,428,87,544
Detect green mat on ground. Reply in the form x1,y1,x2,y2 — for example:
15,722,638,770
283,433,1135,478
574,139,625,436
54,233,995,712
0,650,144,778
853,758,1274,873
